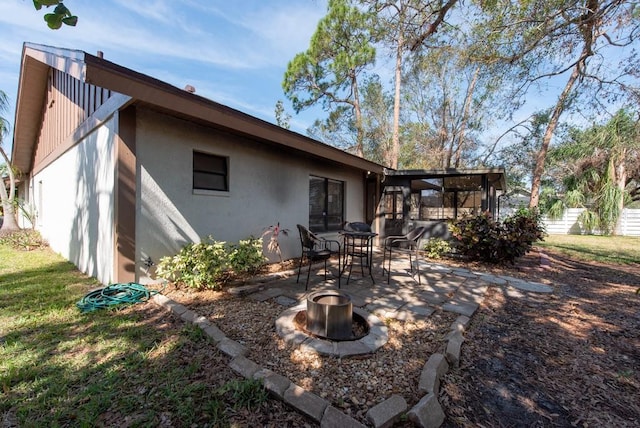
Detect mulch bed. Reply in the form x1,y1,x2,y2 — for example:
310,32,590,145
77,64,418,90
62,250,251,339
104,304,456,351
156,247,640,427
439,248,640,427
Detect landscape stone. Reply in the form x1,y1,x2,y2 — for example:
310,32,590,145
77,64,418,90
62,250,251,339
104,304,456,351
337,340,373,357
445,330,464,367
229,355,260,378
283,384,329,422
365,394,408,428
203,324,226,343
404,302,435,317
152,294,171,306
192,315,211,329
253,368,291,398
509,280,553,293
418,353,449,395
442,300,478,317
321,406,367,428
216,337,247,358
164,300,188,315
179,309,198,323
407,393,445,428
274,295,297,306
450,315,471,332
227,283,263,296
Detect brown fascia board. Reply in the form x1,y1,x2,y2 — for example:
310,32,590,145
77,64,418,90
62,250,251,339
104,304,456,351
81,53,385,175
12,49,52,173
12,44,95,174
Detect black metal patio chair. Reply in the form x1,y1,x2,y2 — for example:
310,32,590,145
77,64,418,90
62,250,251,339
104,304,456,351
382,226,427,284
296,224,341,290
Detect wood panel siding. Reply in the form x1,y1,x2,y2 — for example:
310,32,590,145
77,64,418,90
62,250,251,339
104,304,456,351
33,68,113,168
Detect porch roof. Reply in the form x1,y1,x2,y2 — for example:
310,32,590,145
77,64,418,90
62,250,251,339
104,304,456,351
385,168,507,192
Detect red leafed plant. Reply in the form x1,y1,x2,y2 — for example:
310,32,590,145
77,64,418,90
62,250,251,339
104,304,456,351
261,222,289,263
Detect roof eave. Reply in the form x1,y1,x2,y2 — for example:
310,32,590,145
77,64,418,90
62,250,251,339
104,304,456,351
12,43,386,177
12,43,88,174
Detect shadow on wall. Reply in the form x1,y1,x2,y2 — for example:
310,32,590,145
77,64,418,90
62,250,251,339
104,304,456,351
67,123,114,284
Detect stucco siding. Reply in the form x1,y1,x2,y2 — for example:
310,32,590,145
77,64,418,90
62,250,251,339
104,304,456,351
31,116,116,284
135,109,365,282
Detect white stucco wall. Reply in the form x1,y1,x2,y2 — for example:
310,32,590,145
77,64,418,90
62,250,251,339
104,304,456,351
31,116,116,284
135,109,366,282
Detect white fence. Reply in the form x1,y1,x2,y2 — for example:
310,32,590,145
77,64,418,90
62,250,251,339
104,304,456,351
542,208,640,236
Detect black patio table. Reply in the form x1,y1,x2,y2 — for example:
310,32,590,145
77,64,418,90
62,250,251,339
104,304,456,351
339,230,378,284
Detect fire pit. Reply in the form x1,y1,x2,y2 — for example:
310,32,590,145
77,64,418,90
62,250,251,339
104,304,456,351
306,290,352,340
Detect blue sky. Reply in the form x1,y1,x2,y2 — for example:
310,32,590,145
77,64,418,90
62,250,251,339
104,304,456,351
0,0,332,149
1,1,631,161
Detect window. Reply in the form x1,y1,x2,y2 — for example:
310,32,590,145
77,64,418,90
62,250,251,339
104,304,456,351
309,176,344,232
410,176,483,220
384,187,403,220
193,151,228,191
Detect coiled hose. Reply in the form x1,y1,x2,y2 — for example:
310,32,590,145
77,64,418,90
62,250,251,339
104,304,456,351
76,282,161,313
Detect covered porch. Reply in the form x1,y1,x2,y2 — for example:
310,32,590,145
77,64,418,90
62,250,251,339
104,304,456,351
376,168,507,241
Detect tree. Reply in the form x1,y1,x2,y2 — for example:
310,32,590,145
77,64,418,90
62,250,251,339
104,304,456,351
359,0,460,168
282,0,376,157
491,111,554,190
274,100,291,130
547,109,640,234
33,0,78,29
402,43,508,169
474,0,640,208
0,90,20,233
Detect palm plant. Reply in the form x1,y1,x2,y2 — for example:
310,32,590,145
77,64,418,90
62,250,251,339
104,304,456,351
0,90,20,233
261,222,289,263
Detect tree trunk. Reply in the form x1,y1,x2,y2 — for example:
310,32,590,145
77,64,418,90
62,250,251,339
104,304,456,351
351,73,364,158
0,145,20,232
453,67,479,168
529,64,581,208
390,31,403,169
612,149,627,236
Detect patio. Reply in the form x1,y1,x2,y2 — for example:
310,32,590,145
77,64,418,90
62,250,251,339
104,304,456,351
154,251,553,427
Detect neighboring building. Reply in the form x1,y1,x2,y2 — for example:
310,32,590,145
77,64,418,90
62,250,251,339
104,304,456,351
12,43,384,285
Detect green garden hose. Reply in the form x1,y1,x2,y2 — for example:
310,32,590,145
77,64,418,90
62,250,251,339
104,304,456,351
76,282,161,313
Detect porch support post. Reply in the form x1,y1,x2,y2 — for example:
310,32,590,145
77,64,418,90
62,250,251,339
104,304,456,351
481,174,489,213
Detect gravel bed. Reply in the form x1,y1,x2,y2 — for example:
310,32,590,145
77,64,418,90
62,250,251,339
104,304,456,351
163,287,457,425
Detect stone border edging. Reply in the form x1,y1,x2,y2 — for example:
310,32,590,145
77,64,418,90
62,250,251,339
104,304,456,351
362,314,469,428
153,292,471,428
152,257,556,428
275,304,389,357
152,293,367,427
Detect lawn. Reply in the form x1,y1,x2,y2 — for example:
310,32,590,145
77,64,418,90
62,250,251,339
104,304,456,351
537,234,640,265
0,244,303,427
2,234,637,427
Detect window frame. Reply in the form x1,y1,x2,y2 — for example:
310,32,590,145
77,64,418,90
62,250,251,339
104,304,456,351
309,175,344,233
192,151,229,192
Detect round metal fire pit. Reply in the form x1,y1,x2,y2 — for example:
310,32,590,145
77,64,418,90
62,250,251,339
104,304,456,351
306,290,353,340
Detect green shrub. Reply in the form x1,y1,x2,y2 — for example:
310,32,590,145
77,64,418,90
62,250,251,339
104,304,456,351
155,236,266,290
448,208,546,264
0,229,48,251
228,237,266,275
577,209,599,234
156,236,229,290
422,238,452,259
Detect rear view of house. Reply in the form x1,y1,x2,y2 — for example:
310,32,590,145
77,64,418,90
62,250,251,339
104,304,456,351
12,43,385,285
